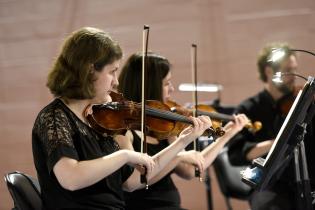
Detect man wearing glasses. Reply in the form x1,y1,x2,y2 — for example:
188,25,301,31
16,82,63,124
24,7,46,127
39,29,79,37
228,43,315,210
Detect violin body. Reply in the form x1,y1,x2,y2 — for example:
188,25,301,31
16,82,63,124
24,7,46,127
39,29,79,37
87,100,179,139
277,86,303,116
85,92,224,139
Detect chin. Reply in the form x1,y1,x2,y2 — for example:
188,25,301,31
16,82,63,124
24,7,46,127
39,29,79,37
93,96,109,104
105,95,112,102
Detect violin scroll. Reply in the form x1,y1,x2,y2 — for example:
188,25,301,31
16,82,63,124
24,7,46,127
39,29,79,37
246,121,262,134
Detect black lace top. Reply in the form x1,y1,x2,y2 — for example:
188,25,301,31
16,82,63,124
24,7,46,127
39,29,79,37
32,98,133,210
124,131,184,210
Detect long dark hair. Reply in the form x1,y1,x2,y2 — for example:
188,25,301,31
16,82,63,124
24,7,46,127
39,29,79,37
118,52,171,102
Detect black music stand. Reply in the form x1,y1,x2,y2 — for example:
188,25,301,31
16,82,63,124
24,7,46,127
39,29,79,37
242,76,315,210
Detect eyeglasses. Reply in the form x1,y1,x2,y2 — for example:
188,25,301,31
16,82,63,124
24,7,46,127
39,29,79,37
279,68,297,74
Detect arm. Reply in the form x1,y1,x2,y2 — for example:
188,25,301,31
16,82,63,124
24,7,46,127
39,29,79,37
53,149,154,191
39,106,155,192
228,94,273,165
174,114,250,179
148,150,204,182
115,116,212,191
173,151,204,179
245,139,274,160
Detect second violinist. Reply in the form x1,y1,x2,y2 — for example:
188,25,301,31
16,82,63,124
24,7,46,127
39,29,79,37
116,52,249,210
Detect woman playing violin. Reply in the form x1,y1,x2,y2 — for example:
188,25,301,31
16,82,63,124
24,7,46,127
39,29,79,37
116,52,249,210
32,27,213,210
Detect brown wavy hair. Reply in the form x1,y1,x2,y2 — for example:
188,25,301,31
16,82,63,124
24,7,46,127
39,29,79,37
47,27,122,99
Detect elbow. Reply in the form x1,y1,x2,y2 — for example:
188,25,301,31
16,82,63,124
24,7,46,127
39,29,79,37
62,184,79,192
123,186,136,193
55,173,83,191
58,178,81,191
122,181,138,192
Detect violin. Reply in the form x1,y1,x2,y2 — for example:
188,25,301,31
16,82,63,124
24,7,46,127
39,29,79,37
166,100,262,134
277,86,303,116
85,92,225,140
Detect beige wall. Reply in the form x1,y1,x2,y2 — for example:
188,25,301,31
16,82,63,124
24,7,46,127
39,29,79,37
1,0,315,209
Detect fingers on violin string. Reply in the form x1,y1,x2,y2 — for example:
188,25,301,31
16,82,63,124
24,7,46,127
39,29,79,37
190,116,200,130
237,114,249,123
196,117,205,130
239,116,246,126
236,115,245,126
233,114,240,125
243,114,250,125
234,114,244,125
235,114,241,122
199,115,212,128
233,114,241,122
198,115,211,129
239,116,246,125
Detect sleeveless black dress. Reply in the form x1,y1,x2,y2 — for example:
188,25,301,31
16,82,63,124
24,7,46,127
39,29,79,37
124,131,186,210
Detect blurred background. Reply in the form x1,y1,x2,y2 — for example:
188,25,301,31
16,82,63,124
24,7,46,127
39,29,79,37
1,0,315,209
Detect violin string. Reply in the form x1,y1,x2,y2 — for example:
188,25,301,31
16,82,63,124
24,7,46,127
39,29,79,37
97,102,257,134
146,107,192,123
196,110,233,121
105,102,222,136
116,103,193,124
115,102,231,123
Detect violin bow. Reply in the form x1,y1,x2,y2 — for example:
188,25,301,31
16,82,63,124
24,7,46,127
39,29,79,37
141,25,150,189
191,44,202,181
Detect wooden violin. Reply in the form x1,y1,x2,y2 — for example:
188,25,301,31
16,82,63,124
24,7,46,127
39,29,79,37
277,86,303,116
85,92,225,140
166,100,262,134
